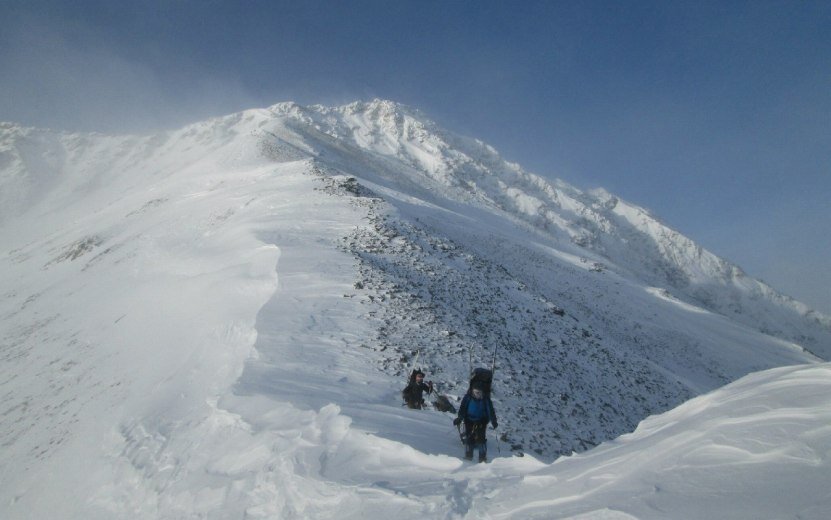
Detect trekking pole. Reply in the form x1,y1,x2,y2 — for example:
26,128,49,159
490,343,500,375
425,379,437,409
406,349,421,381
490,344,501,456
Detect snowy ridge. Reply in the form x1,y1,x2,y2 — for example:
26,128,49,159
263,100,831,357
1,101,829,518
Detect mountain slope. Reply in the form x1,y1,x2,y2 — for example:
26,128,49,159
0,101,828,517
266,100,831,357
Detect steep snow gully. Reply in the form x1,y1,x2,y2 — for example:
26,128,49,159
0,101,829,518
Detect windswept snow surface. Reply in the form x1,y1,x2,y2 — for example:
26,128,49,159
1,102,829,518
476,363,831,519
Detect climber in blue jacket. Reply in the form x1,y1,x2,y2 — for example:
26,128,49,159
453,384,498,462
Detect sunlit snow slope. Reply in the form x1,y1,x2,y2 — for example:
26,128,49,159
0,101,829,519
474,362,831,519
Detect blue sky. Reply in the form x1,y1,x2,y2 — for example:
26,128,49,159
1,1,829,313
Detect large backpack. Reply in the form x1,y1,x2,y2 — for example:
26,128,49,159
468,367,493,397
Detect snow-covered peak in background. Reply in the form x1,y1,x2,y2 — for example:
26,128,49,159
1,101,829,518
261,99,831,353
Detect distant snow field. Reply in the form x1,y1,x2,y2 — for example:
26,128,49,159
1,102,829,518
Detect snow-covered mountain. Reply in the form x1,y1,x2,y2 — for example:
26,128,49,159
272,100,830,353
1,100,828,518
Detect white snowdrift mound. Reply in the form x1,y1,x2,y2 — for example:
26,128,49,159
105,363,831,520
477,362,831,519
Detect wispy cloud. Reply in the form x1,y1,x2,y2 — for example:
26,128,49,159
0,11,258,133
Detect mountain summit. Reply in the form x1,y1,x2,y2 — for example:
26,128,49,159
0,100,828,517
258,100,831,349
237,101,826,346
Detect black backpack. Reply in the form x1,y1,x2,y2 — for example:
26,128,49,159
468,368,493,397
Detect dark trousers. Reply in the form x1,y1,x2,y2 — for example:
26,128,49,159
463,421,488,461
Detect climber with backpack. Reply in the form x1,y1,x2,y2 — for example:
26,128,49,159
402,369,433,409
453,368,498,462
